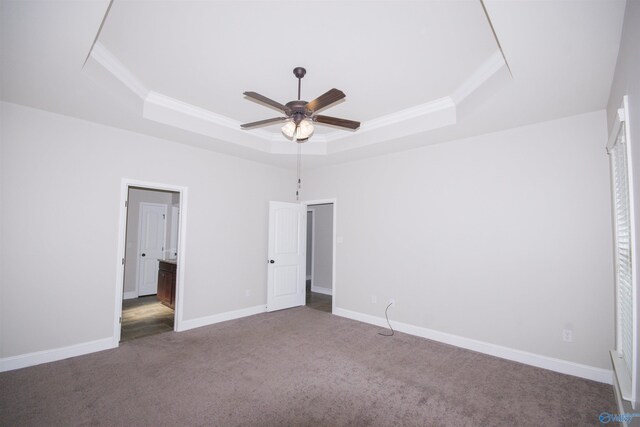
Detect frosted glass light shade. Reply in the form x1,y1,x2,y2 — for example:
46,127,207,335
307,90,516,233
281,121,296,138
296,119,314,140
281,119,314,140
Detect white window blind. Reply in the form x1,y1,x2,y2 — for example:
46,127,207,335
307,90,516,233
608,96,636,406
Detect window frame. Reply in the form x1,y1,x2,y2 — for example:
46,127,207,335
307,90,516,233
607,95,637,407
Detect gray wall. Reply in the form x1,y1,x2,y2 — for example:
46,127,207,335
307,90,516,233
0,102,618,376
606,0,640,410
0,102,294,358
303,110,613,370
308,204,333,292
306,211,313,279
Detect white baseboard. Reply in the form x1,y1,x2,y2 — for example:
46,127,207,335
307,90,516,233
333,307,613,384
123,291,138,300
311,285,333,296
0,305,268,372
0,338,114,373
177,304,267,332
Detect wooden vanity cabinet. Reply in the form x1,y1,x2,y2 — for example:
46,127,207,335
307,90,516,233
157,260,176,309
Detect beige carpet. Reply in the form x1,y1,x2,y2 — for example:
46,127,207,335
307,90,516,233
0,307,615,426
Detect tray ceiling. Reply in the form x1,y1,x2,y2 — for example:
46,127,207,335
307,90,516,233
0,0,627,168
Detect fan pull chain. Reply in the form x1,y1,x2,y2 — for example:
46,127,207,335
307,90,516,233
296,141,302,201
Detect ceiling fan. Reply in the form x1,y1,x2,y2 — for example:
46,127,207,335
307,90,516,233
241,67,360,142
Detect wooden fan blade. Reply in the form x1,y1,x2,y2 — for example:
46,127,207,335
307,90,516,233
244,92,291,115
241,117,288,129
313,115,360,130
306,89,345,113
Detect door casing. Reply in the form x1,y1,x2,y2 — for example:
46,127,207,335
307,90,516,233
303,198,337,313
114,179,188,346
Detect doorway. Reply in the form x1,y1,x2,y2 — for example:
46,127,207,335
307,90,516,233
114,180,188,345
305,201,335,313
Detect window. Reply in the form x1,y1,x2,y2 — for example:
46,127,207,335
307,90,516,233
608,95,637,406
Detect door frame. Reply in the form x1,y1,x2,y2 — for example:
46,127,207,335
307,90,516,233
113,179,188,346
303,198,337,313
135,202,168,297
306,209,315,287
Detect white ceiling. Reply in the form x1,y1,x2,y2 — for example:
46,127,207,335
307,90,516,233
0,0,627,169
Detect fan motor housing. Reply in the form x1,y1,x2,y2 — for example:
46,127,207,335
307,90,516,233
285,100,310,125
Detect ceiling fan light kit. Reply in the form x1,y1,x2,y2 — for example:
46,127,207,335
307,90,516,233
241,67,360,143
281,118,314,140
241,67,361,200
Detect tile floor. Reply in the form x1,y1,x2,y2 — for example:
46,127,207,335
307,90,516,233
306,279,332,313
306,291,332,312
120,296,174,342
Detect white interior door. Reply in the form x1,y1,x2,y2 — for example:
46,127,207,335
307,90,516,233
137,203,167,296
267,201,306,312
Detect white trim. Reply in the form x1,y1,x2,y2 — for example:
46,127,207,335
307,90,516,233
306,208,315,288
143,89,456,148
87,44,507,154
607,96,631,152
311,285,333,296
303,199,337,314
115,179,188,346
623,94,638,409
451,50,506,104
612,373,631,427
607,95,638,408
178,305,267,332
611,350,633,400
0,338,113,372
145,91,258,136
89,42,148,100
123,291,138,300
114,181,129,345
323,97,455,142
334,307,613,384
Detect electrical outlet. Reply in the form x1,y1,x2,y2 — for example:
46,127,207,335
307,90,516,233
389,298,395,306
245,289,251,297
371,295,377,304
562,329,573,342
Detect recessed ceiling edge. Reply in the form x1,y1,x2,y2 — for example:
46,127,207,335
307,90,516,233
84,44,508,156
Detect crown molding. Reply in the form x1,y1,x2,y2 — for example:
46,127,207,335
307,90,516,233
367,96,455,131
269,139,328,155
451,49,506,104
143,91,271,153
145,91,272,142
89,42,148,100
85,43,506,156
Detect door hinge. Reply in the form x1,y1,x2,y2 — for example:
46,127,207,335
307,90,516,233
163,214,166,219
125,200,128,208
119,316,122,324
122,258,125,265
